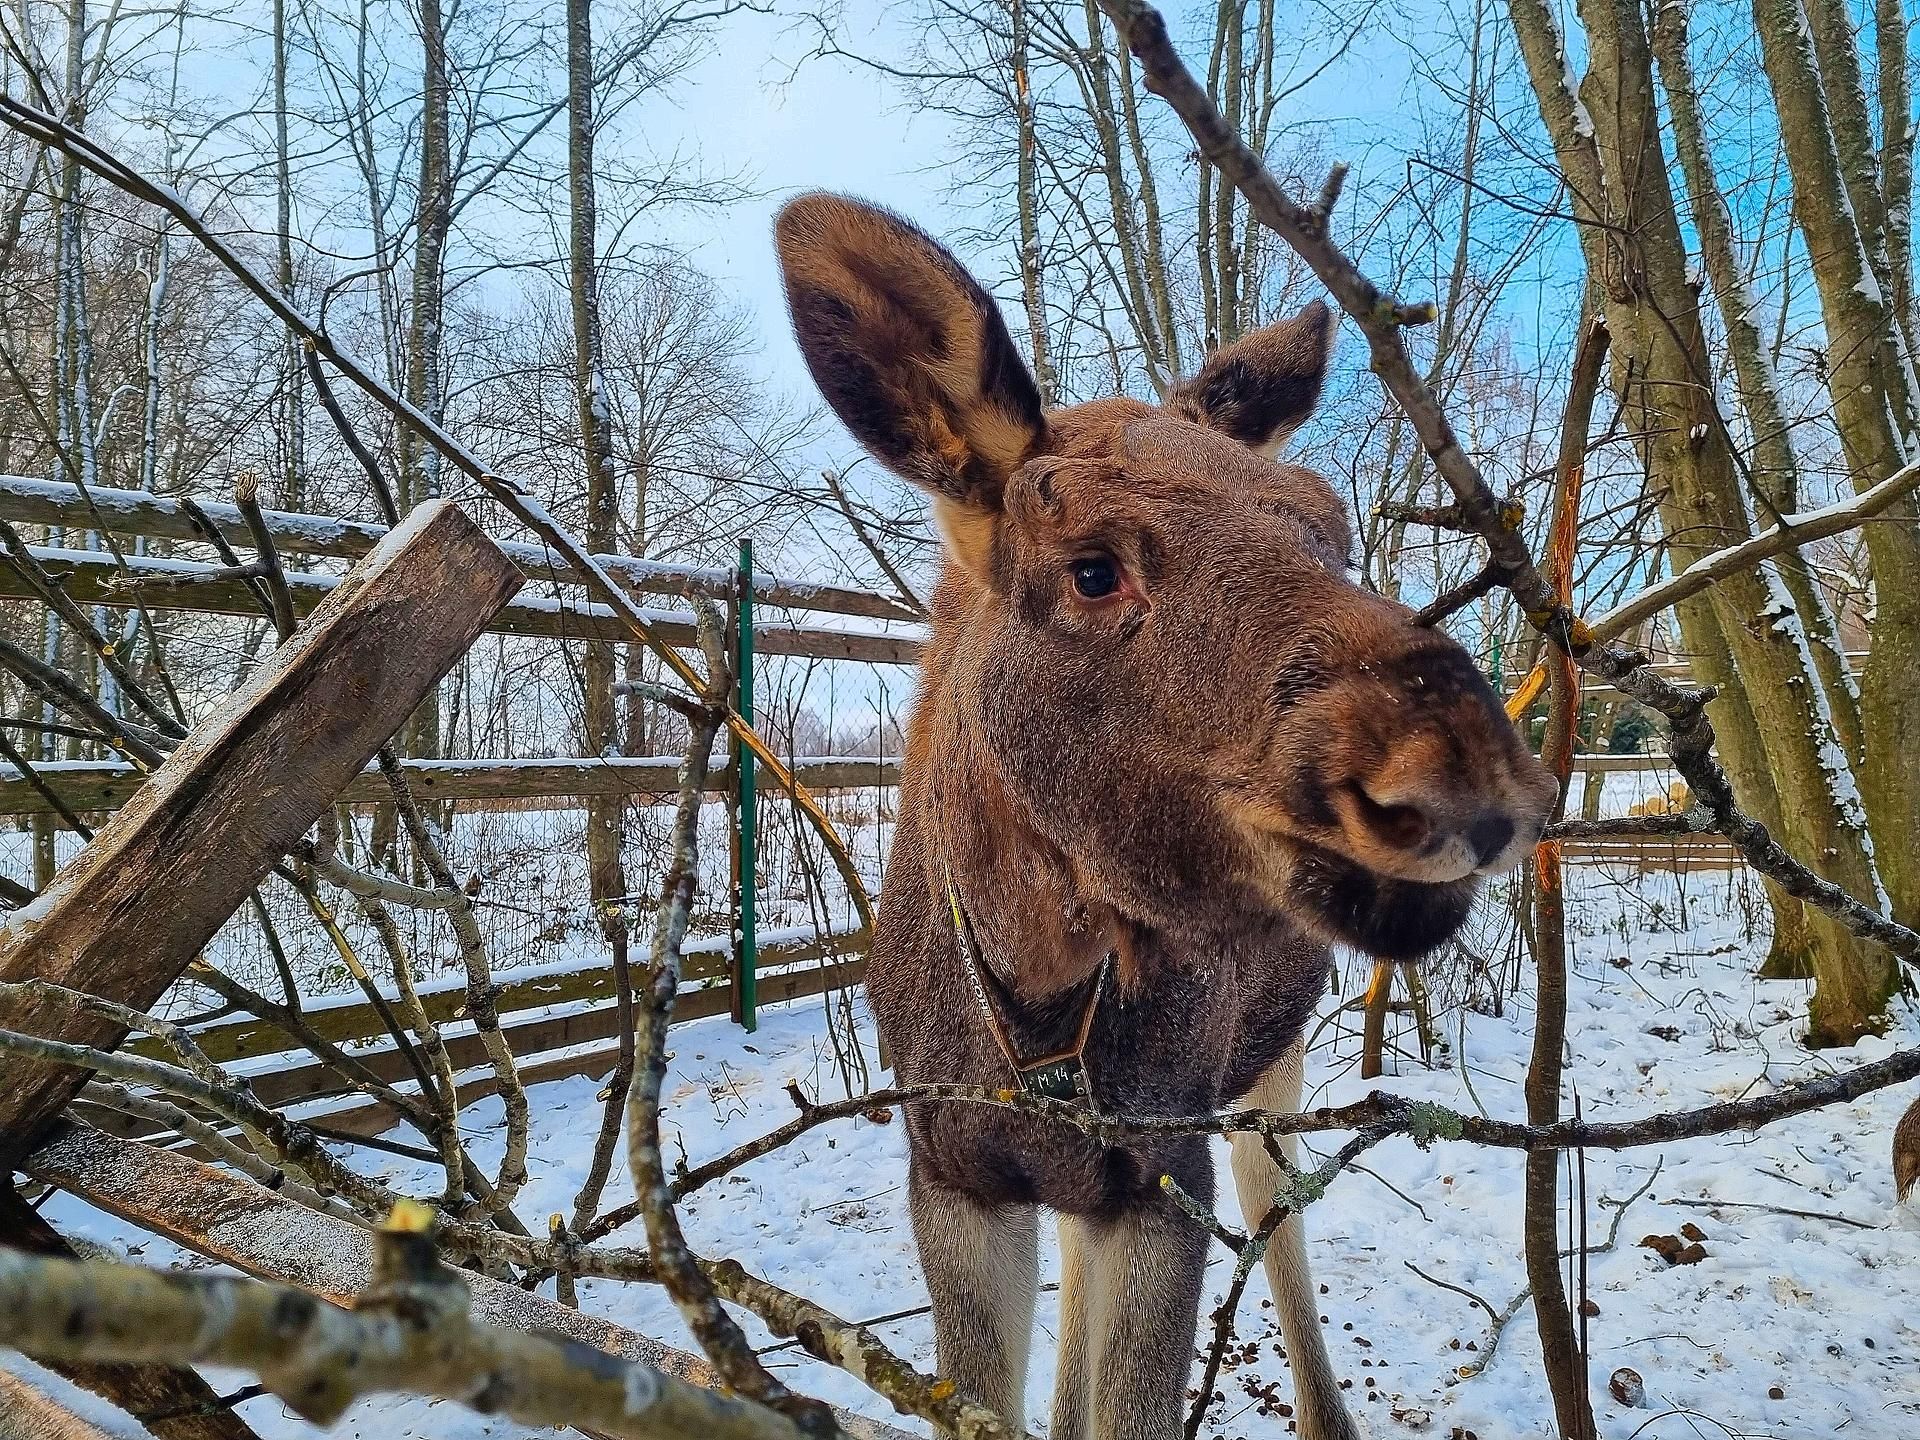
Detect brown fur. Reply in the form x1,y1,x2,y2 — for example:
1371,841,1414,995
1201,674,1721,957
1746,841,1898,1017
1896,1094,1920,1202
777,193,1556,1438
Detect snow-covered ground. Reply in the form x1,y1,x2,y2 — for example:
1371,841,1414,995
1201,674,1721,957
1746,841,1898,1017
20,861,1920,1440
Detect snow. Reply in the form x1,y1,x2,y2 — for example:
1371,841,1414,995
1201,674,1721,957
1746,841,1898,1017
1756,561,1876,845
23,865,1920,1440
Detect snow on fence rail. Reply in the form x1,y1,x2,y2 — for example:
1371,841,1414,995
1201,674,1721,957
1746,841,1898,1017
0,749,1697,817
2,543,926,664
0,475,923,623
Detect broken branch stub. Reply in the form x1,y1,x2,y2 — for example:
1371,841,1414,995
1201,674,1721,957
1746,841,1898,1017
0,500,523,1158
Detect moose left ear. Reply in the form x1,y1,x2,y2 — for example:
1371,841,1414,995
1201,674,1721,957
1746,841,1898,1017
1171,301,1335,456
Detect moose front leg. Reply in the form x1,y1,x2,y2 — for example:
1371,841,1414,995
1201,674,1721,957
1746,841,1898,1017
1228,1039,1359,1440
1055,1145,1211,1440
909,1171,1038,1430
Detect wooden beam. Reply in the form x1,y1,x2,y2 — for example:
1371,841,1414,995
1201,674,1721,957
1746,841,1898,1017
22,1124,917,1440
2,545,925,666
234,954,869,1142
0,1182,257,1440
0,501,524,1159
0,473,925,623
0,1370,125,1440
138,926,869,1069
0,754,902,817
0,749,1680,819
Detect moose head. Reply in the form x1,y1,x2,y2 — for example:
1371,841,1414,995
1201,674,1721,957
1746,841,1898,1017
778,193,1555,972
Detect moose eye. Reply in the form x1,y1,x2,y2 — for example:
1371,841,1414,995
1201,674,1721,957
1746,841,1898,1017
1071,555,1120,600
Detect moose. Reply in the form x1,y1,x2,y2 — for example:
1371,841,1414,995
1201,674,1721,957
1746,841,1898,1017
776,194,1557,1440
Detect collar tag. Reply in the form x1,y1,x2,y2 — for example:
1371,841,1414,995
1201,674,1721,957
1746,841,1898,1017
1020,1056,1090,1104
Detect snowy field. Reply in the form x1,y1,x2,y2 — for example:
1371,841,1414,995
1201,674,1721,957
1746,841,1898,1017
17,859,1920,1440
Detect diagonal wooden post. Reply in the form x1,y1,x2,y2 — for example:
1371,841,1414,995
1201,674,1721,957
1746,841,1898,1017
0,499,523,1162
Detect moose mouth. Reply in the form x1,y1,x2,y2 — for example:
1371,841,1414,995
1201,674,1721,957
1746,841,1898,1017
1285,842,1480,961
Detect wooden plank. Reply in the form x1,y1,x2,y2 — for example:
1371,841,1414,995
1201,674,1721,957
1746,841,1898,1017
0,1370,124,1440
0,754,903,818
271,953,871,1142
84,952,869,1167
0,473,924,624
22,1124,917,1440
1,545,925,666
0,501,525,1159
0,1183,256,1440
0,743,1699,822
139,926,870,1068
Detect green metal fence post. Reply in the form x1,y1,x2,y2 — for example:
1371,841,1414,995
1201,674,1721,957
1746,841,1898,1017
733,537,758,1031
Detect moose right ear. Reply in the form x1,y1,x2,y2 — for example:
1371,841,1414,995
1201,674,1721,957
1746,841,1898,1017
776,194,1044,574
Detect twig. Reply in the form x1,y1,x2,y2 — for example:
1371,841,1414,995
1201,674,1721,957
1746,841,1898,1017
819,467,929,619
177,494,280,620
0,633,167,769
0,1214,823,1440
622,603,833,1433
304,340,399,525
1546,810,1717,840
1403,1260,1499,1322
0,518,187,738
565,908,634,1292
1411,561,1512,627
1184,1127,1393,1440
78,1081,356,1223
0,729,93,838
702,1257,1028,1440
582,1040,1920,1168
232,470,297,642
0,1027,402,1218
372,748,529,1220
1374,498,1474,529
1456,1160,1661,1383
103,562,270,593
1588,458,1920,643
1662,1196,1875,1230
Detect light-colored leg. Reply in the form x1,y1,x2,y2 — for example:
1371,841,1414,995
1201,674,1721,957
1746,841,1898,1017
1229,1038,1360,1440
1058,1175,1210,1440
910,1173,1038,1430
1050,1214,1095,1440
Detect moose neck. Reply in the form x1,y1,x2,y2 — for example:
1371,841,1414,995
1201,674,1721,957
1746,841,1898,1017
917,576,1134,1001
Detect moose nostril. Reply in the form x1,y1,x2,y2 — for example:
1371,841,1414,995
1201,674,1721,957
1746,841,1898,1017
1349,783,1432,850
1467,814,1515,868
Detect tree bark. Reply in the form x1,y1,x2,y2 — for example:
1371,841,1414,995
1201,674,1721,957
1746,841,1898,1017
1011,0,1056,402
1755,0,1920,945
1878,0,1915,343
1652,0,1862,766
0,1184,259,1440
566,0,628,999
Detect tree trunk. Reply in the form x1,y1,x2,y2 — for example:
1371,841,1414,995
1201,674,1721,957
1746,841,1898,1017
399,0,452,760
1878,0,1915,343
1755,0,1920,943
566,0,626,938
1010,0,1055,403
1651,0,1862,765
1802,0,1911,360
273,0,305,511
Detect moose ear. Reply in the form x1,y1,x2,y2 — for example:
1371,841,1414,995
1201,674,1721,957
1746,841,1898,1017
1172,301,1335,456
777,193,1044,574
